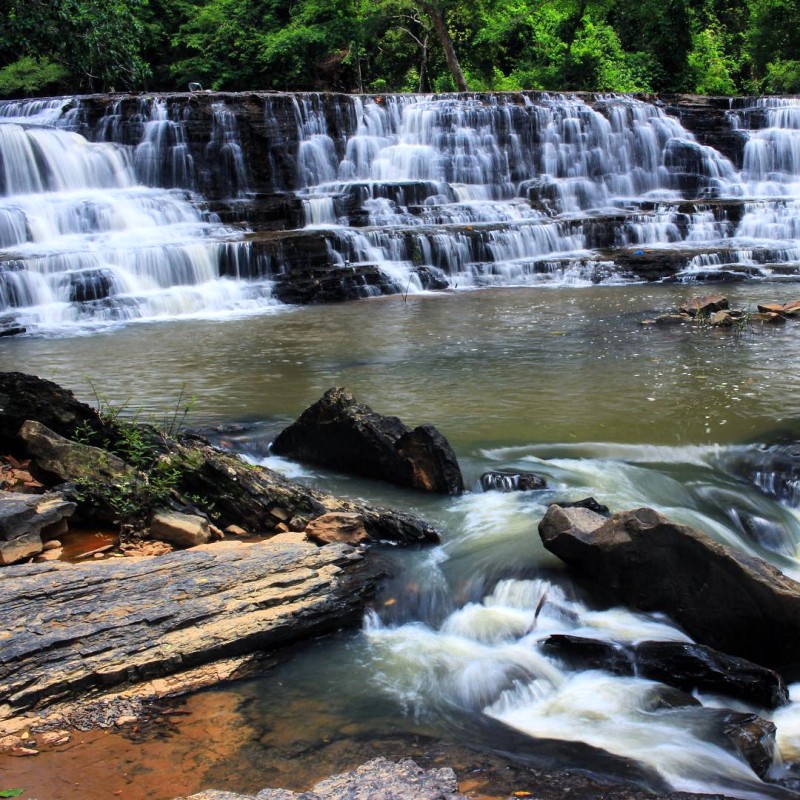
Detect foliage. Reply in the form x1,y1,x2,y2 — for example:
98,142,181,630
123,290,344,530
0,56,68,96
2,0,799,96
73,385,195,530
0,791,25,799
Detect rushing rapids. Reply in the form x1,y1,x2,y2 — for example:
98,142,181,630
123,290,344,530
3,92,800,333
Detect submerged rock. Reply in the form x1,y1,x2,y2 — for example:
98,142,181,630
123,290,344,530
538,504,800,678
271,387,465,494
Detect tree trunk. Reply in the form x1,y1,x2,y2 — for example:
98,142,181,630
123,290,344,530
416,1,468,92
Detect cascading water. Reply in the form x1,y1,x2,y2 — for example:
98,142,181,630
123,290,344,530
6,91,800,334
0,97,275,335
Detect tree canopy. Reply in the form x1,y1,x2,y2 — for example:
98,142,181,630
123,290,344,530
1,0,797,96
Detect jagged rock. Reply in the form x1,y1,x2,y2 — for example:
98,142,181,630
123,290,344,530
174,440,440,545
0,538,377,719
720,712,777,778
542,635,788,709
304,512,369,546
480,470,547,492
174,758,468,800
149,510,215,548
0,372,109,454
271,387,464,495
18,419,132,486
538,505,800,678
680,293,729,317
0,491,76,565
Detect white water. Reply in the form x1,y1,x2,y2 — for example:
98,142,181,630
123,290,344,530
0,97,275,334
6,92,800,332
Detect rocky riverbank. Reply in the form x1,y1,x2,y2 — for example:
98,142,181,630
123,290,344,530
0,371,445,746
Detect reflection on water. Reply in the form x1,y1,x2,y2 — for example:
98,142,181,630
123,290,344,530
4,283,800,798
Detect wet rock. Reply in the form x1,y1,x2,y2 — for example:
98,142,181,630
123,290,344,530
541,635,788,709
271,387,464,495
679,293,729,317
709,309,733,326
0,491,76,565
174,758,468,800
538,505,800,678
731,442,800,508
174,440,440,545
0,372,109,454
654,313,688,325
720,711,777,778
480,470,547,492
1,539,378,719
149,510,215,548
304,512,369,546
412,265,449,290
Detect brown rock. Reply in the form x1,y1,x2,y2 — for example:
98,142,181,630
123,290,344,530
34,548,63,562
305,512,369,546
224,524,248,536
709,310,733,326
781,300,800,316
42,539,62,551
538,505,800,678
751,312,786,324
149,510,214,549
654,314,687,325
36,730,71,747
680,293,729,317
757,303,784,314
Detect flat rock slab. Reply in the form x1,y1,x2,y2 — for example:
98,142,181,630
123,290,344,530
175,757,468,800
0,539,375,721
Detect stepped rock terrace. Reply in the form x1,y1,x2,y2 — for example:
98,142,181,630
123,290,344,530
2,91,800,334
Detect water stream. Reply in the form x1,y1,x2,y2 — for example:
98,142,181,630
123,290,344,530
4,91,800,799
4,281,800,798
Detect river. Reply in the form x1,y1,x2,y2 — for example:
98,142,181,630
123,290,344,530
3,282,800,799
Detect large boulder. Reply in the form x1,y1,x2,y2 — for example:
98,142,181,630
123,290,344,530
0,372,109,454
538,505,800,677
271,388,464,494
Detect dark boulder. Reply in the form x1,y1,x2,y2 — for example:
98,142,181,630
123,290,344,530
271,387,464,494
480,470,547,492
0,372,110,454
538,504,800,678
542,635,788,709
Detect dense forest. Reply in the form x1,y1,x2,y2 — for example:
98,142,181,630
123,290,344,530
2,0,799,98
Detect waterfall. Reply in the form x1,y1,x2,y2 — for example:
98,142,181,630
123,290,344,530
5,91,800,334
0,96,274,335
